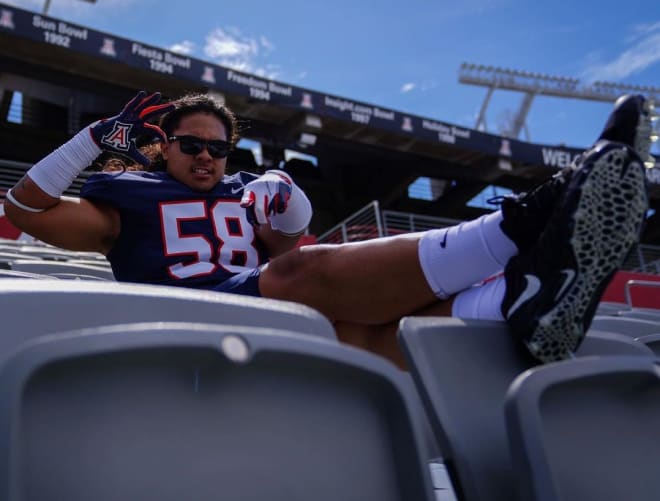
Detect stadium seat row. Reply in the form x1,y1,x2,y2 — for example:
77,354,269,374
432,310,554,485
1,268,660,498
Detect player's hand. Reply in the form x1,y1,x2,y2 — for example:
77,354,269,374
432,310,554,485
89,91,174,166
240,170,293,226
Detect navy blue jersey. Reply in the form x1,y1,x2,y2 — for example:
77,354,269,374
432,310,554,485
80,170,268,289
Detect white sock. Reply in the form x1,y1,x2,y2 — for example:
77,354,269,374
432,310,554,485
451,275,506,321
418,211,517,299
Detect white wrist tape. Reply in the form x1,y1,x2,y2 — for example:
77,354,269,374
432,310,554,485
27,128,101,198
271,181,312,235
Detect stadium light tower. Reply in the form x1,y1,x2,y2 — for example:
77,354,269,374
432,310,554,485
459,62,660,142
42,0,97,15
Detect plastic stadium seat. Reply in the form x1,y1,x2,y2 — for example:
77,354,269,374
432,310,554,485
612,308,660,322
9,259,115,280
506,355,660,501
0,322,435,501
577,330,654,357
397,317,656,501
594,301,626,316
0,269,51,280
0,250,41,261
0,279,337,349
634,333,660,356
589,315,660,338
45,273,109,281
398,317,539,501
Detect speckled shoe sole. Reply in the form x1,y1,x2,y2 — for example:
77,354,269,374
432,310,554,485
524,143,648,362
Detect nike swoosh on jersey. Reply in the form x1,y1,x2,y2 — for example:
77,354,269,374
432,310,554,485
506,274,541,318
554,269,575,301
230,186,243,194
440,231,448,248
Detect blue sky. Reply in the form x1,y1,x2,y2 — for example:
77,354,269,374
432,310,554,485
7,0,660,152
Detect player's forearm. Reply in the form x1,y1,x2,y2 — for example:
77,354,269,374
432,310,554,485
5,174,59,214
6,126,100,216
257,225,303,257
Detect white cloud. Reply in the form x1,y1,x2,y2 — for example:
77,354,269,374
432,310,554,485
259,35,275,54
205,28,258,59
400,82,416,93
581,22,660,81
627,21,660,42
204,27,280,79
8,0,289,82
169,40,195,55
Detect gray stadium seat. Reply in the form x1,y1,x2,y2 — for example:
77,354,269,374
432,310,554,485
589,315,660,337
398,317,538,501
578,330,654,357
0,280,444,475
0,269,51,279
612,308,660,322
45,273,109,281
0,251,41,264
634,333,660,356
5,246,88,261
397,317,656,501
0,279,337,347
594,301,626,316
0,322,435,501
505,355,660,501
595,296,660,322
9,259,115,280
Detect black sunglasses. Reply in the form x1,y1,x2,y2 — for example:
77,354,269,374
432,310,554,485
168,135,232,159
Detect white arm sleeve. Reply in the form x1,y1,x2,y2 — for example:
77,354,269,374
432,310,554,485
27,128,101,198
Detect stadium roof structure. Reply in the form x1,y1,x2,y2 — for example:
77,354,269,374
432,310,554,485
0,2,659,241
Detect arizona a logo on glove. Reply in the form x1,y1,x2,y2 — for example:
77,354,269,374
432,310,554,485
100,122,134,152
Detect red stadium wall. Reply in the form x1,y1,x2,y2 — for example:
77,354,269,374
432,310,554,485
0,215,21,240
602,271,660,308
0,194,22,239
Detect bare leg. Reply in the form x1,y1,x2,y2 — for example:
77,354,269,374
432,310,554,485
259,233,438,325
334,299,455,369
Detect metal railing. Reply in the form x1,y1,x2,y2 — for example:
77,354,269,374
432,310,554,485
317,201,385,244
622,245,660,274
317,201,462,244
382,210,461,235
624,280,660,309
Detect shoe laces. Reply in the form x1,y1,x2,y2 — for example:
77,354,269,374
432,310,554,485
488,168,571,211
487,193,521,207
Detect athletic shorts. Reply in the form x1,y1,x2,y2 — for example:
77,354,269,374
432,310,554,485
213,266,263,297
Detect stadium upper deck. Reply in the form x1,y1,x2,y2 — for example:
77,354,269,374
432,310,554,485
0,2,658,240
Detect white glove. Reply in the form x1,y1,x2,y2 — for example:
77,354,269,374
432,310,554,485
240,170,312,235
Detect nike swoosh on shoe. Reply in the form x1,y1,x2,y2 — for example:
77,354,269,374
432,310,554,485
554,269,575,301
506,274,541,318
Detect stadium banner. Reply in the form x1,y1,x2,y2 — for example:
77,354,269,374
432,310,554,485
1,2,655,181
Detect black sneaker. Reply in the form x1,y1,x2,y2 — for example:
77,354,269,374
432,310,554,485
597,94,656,166
502,140,649,363
497,166,574,253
